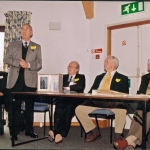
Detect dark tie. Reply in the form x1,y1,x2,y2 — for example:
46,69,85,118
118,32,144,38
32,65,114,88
69,76,73,82
24,42,28,48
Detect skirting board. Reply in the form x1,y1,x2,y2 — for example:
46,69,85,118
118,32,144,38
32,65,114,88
33,119,110,128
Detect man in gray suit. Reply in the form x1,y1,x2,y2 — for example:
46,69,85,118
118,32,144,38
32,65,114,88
4,24,42,140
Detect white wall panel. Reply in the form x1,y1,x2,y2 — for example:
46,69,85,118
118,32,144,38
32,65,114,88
111,26,138,76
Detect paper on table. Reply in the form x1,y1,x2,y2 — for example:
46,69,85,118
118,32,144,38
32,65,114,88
92,89,128,97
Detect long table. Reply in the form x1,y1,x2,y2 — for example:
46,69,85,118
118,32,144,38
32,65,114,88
11,92,150,149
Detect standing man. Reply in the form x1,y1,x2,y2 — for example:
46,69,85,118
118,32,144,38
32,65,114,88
75,55,129,143
48,61,85,145
4,24,42,140
114,58,150,150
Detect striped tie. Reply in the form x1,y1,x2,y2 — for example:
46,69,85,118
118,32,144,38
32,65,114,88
24,42,28,48
69,76,73,82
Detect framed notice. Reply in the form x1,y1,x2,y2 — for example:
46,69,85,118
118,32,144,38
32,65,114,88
37,74,63,92
37,74,50,91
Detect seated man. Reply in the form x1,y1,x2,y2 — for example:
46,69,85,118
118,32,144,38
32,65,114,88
48,61,85,145
114,58,150,150
0,71,10,135
75,55,129,142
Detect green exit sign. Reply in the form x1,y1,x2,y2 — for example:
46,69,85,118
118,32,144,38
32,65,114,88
121,1,144,15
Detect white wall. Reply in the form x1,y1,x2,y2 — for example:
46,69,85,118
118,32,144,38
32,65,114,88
90,1,150,129
0,1,91,92
89,1,150,87
1,1,150,126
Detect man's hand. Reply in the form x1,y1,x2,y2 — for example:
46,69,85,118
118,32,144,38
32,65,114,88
63,87,67,90
69,82,77,86
0,92,3,96
20,59,28,68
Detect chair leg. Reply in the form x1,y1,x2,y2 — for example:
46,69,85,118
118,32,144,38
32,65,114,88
146,129,150,141
44,112,46,136
81,125,83,137
84,129,87,139
95,115,100,134
110,118,113,144
80,125,86,139
48,110,51,130
2,108,4,125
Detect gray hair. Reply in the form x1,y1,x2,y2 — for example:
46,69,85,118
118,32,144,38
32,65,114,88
21,23,33,38
21,23,32,31
112,56,119,69
148,58,150,63
70,61,80,69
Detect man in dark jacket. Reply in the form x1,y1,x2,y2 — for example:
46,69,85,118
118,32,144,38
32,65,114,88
75,55,129,142
114,58,150,150
48,61,85,145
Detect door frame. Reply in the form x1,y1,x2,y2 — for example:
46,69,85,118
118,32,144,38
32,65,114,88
107,19,150,55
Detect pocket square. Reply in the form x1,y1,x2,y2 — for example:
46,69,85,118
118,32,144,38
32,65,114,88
0,76,3,79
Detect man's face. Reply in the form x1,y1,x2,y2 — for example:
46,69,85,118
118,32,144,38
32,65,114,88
67,62,78,76
21,25,33,41
104,56,116,72
147,62,150,72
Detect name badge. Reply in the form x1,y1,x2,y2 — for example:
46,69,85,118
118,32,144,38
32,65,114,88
0,76,3,79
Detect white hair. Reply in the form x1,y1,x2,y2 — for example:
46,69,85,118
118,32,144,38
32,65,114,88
112,56,119,69
70,61,80,69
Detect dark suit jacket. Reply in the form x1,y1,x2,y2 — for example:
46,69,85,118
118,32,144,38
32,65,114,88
89,71,129,94
0,71,10,111
137,73,150,94
63,74,85,93
0,71,8,93
137,73,150,111
87,71,129,108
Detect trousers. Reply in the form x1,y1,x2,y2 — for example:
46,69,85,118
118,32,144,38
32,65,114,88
54,97,85,137
75,102,127,134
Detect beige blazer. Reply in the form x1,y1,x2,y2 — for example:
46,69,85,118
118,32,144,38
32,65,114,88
4,41,42,89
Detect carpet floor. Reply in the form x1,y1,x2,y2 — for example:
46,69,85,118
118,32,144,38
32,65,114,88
0,125,150,149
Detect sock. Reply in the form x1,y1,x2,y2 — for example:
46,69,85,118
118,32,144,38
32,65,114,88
114,133,122,140
92,127,99,133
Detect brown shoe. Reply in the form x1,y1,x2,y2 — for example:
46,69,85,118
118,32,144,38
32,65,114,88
48,130,54,142
113,139,128,150
85,131,101,142
55,134,63,146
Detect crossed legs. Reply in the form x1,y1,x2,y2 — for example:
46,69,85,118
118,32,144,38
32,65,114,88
114,111,150,150
75,105,127,142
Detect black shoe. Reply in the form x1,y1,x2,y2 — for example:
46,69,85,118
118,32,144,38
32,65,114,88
0,128,4,135
10,134,18,141
25,131,38,138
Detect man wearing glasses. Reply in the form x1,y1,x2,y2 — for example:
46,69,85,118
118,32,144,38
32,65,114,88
48,61,85,145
